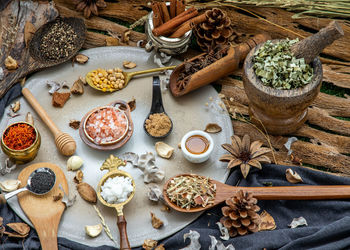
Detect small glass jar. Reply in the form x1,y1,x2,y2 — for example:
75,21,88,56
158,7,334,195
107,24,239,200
145,10,192,56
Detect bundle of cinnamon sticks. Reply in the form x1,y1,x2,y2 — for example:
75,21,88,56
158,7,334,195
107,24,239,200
151,1,207,38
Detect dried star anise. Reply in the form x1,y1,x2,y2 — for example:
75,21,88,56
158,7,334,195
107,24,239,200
220,134,271,178
73,0,107,18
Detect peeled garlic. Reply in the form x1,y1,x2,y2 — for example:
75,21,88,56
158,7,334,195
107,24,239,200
155,142,174,159
0,179,21,192
85,224,103,237
67,156,84,171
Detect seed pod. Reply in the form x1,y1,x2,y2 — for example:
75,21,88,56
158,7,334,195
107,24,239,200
77,182,97,203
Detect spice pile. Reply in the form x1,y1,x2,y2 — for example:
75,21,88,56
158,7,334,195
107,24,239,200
100,176,133,204
176,45,230,92
166,175,216,210
85,107,128,144
3,123,36,150
87,68,126,92
253,39,314,90
30,171,55,194
145,113,172,137
40,20,78,61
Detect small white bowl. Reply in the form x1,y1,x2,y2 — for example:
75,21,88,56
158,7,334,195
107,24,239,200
181,130,214,163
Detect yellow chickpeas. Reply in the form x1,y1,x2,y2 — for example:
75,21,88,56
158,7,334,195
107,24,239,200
90,68,125,91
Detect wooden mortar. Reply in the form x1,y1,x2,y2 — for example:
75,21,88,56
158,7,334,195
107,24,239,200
243,21,343,135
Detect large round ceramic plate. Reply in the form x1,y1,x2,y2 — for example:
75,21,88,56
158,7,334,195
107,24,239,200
0,47,232,247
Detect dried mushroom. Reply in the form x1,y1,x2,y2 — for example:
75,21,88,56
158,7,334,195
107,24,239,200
208,235,235,250
123,61,137,69
77,182,97,203
150,212,163,229
71,78,84,95
74,170,84,184
74,54,89,64
216,222,229,241
258,210,276,231
47,81,69,95
147,185,163,202
0,158,17,175
128,98,136,112
0,179,21,192
204,123,222,133
59,184,76,207
143,239,158,250
286,168,303,184
5,56,18,70
85,224,103,237
69,119,81,129
289,217,307,228
11,101,20,113
138,152,165,183
67,156,84,171
121,152,139,167
155,141,174,159
182,230,201,250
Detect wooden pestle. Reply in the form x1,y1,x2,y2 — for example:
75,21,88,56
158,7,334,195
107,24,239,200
22,88,76,156
291,21,344,64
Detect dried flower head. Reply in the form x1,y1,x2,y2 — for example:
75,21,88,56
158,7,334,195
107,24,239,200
220,135,271,178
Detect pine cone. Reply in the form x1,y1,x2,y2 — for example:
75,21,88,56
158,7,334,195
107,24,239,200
193,8,233,52
220,190,260,237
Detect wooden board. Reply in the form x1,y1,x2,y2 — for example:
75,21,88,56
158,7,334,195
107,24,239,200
17,162,68,250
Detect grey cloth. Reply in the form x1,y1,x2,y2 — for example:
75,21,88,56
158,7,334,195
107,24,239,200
1,85,350,249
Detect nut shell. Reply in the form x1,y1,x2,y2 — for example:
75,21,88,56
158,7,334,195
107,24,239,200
77,182,97,203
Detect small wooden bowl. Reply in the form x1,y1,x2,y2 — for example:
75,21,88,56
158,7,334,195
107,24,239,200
79,101,133,150
1,122,41,164
243,40,323,135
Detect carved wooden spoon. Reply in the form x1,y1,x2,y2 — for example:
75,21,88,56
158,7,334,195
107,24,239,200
163,174,350,213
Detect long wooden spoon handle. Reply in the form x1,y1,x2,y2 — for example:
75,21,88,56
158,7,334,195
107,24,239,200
22,88,60,136
242,185,350,200
117,215,131,250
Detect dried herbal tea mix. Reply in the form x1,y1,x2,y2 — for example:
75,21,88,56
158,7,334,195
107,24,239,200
40,20,78,61
166,175,216,210
253,39,313,90
176,45,229,92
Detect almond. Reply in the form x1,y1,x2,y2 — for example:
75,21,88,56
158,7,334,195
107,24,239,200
77,182,97,203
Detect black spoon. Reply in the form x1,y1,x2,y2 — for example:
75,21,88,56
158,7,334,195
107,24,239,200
144,76,173,139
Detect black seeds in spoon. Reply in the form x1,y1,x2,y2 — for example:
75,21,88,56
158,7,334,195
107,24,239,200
30,171,55,194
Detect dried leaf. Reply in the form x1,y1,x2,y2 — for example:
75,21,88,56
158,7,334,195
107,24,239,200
69,120,81,129
180,230,201,250
59,184,76,207
286,168,303,184
10,101,20,113
289,217,308,228
53,193,63,202
74,170,84,184
106,37,119,46
208,235,235,250
0,179,21,192
258,210,276,231
127,98,136,112
77,182,97,203
150,212,163,229
147,184,163,202
123,61,137,69
216,222,229,241
6,222,30,237
74,54,89,64
71,78,84,95
284,137,298,156
142,239,158,250
155,141,174,159
205,123,222,133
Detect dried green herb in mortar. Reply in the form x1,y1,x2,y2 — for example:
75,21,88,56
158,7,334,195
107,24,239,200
166,175,216,210
253,39,313,90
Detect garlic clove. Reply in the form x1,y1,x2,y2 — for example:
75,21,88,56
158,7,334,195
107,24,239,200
155,142,174,159
0,179,21,192
67,156,84,171
85,224,103,237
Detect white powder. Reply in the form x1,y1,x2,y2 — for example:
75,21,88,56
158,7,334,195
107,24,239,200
100,176,133,204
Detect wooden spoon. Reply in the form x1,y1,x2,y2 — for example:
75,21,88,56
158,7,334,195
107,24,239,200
22,88,76,156
163,174,350,213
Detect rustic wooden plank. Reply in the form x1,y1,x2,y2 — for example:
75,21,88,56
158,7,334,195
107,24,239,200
55,3,147,43
83,31,138,49
232,120,350,175
323,64,350,89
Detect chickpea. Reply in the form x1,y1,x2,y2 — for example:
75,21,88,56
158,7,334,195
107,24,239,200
118,83,123,89
107,69,113,74
97,72,103,78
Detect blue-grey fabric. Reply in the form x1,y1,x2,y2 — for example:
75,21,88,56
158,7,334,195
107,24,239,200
1,85,350,249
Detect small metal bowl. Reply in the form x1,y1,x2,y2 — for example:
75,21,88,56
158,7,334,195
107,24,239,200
1,122,41,164
83,106,129,145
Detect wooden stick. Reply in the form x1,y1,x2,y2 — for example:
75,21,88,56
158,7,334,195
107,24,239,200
152,7,198,37
169,13,206,38
170,0,176,19
159,2,170,23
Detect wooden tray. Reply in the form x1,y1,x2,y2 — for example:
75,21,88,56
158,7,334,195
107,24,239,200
79,100,134,150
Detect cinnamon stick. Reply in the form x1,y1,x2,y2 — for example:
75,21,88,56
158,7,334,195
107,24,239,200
152,8,198,37
151,2,163,28
176,0,185,16
170,13,207,38
159,2,171,23
170,0,177,19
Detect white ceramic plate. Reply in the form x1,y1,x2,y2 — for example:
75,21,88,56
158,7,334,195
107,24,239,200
0,47,232,247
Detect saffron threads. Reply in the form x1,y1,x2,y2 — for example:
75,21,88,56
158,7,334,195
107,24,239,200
3,123,36,150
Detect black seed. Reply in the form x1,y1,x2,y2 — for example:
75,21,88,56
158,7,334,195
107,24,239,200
30,171,55,194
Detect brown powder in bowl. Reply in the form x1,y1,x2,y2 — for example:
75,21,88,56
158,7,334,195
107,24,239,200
145,113,171,137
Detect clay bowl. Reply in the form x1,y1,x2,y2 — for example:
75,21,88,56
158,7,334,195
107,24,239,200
1,122,41,164
79,100,133,150
243,40,323,135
